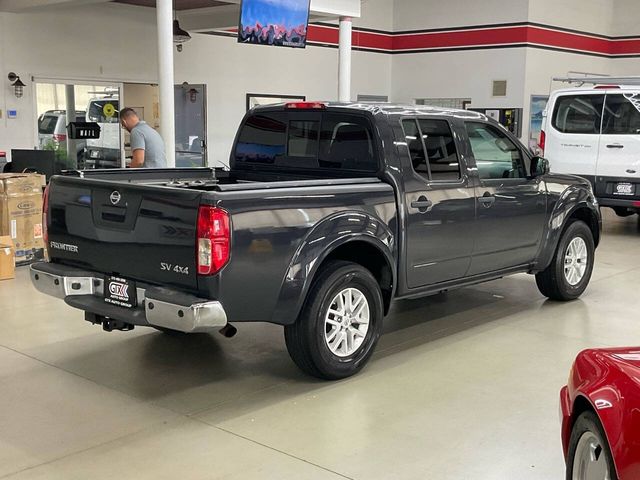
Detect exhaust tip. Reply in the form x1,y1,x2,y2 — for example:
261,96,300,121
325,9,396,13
218,324,237,338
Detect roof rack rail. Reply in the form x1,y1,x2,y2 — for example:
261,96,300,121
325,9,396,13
553,76,640,86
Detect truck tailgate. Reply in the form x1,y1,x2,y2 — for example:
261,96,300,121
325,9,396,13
47,176,202,291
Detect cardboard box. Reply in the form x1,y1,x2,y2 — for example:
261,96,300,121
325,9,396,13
0,235,15,280
0,173,46,263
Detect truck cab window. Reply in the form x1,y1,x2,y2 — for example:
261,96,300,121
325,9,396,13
319,114,376,172
235,113,287,164
288,121,319,158
466,122,526,179
402,118,461,181
418,119,461,181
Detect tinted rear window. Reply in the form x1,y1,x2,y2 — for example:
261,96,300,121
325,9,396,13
38,115,58,134
234,112,378,173
552,95,604,134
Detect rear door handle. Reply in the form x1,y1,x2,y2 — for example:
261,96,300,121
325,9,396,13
478,193,496,208
606,144,625,149
411,196,433,212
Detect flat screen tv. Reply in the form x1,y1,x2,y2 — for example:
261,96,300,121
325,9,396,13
238,0,311,49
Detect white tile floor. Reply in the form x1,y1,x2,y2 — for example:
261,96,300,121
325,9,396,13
1,209,639,479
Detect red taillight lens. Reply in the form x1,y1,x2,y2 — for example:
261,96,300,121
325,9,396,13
52,133,67,142
539,130,546,156
43,184,50,259
196,206,230,275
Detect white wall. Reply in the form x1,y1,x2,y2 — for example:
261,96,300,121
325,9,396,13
393,0,528,30
528,0,613,34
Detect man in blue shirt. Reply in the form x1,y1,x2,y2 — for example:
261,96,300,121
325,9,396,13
119,108,167,168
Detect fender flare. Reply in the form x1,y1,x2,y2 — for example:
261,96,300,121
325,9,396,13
270,210,396,325
534,185,601,273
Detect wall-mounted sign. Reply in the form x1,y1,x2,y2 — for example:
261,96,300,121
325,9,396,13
238,0,311,49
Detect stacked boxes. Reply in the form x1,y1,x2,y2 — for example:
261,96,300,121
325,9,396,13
0,173,46,264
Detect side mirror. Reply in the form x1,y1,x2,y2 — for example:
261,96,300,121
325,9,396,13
530,156,550,177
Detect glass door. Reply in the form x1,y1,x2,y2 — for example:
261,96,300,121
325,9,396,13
174,83,207,167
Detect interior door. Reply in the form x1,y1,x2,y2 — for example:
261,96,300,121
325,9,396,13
464,121,547,275
400,118,476,289
174,84,207,167
596,93,640,198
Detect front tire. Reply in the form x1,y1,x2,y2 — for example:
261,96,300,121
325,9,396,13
566,411,617,480
284,260,383,380
536,220,595,301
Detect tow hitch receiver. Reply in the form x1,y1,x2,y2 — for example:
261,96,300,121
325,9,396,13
85,312,135,332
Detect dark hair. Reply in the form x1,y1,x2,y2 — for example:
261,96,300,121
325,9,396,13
119,107,138,119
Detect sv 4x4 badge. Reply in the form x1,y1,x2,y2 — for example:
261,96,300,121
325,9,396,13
161,263,189,275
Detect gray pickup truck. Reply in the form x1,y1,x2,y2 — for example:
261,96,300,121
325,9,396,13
31,102,601,379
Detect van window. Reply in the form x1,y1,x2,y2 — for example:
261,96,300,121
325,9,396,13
87,100,120,124
602,94,640,135
465,122,526,179
552,95,604,134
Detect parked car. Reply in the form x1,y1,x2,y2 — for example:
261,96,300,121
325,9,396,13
560,347,640,480
31,102,601,379
85,97,121,168
37,110,87,162
542,86,640,217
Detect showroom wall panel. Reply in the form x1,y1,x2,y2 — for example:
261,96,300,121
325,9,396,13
528,0,613,36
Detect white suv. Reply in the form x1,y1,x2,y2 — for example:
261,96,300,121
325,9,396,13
542,86,640,217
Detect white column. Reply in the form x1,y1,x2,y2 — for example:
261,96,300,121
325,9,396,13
64,84,78,169
156,0,176,167
338,16,352,102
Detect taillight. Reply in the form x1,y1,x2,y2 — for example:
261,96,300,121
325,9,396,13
52,133,67,142
43,184,50,259
196,206,230,275
539,130,546,156
285,102,327,110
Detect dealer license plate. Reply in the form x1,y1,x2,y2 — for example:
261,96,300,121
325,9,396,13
614,183,635,196
104,276,137,308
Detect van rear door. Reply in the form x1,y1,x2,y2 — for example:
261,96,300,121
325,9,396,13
546,93,604,179
595,92,640,198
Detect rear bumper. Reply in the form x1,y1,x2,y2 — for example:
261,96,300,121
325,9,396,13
30,262,227,333
597,197,640,209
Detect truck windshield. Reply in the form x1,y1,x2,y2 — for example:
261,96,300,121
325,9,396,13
234,111,378,173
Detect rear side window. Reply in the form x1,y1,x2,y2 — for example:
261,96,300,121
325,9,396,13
602,94,640,135
234,112,377,173
87,100,120,123
38,115,58,134
401,118,461,181
552,95,604,134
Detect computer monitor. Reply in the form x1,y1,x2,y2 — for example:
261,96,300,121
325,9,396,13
9,150,57,182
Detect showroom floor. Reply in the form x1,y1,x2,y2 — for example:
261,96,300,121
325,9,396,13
1,209,638,479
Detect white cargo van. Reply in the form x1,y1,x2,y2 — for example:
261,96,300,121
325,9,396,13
542,85,640,217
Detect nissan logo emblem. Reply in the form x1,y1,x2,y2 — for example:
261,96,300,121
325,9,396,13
110,191,122,205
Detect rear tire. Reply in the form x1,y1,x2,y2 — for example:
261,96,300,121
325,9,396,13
284,260,383,380
566,411,617,480
536,220,595,301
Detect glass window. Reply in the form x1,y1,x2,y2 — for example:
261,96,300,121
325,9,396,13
235,113,286,164
38,115,58,134
418,119,461,181
552,94,604,134
87,99,120,124
602,94,640,135
466,122,526,179
288,120,319,157
318,114,377,172
401,119,428,176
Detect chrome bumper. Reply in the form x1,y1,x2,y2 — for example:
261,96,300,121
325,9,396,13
30,263,227,333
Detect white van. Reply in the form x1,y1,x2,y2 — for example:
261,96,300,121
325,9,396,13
542,86,640,217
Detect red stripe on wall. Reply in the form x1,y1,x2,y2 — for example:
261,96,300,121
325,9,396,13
305,23,640,56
